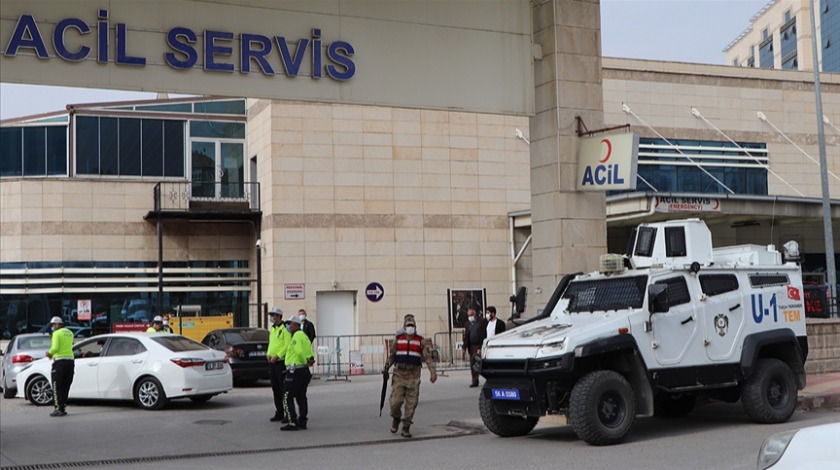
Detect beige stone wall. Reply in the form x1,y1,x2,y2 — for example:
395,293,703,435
247,101,530,335
602,58,840,200
0,179,253,263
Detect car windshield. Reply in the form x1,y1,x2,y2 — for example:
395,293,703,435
152,336,209,352
19,337,52,350
223,329,269,343
562,275,648,312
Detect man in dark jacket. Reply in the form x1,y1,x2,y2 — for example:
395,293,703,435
461,309,486,388
298,309,316,342
485,306,506,339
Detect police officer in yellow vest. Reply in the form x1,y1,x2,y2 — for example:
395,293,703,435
45,316,74,417
267,307,291,423
281,315,315,431
146,316,165,333
383,314,437,438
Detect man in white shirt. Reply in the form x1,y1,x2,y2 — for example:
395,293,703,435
485,306,506,340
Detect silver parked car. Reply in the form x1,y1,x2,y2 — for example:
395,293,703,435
1,333,52,399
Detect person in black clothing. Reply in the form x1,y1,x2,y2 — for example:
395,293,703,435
461,309,486,388
298,309,316,342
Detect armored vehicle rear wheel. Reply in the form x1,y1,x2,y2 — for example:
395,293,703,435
654,392,696,418
742,358,796,423
479,388,539,437
569,370,635,446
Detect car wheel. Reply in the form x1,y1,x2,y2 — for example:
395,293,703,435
478,386,539,437
653,392,696,418
25,375,53,406
134,377,168,410
188,394,213,404
742,358,797,424
569,370,636,446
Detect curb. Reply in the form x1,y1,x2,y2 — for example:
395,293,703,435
797,393,840,411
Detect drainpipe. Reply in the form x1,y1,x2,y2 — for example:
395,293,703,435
255,217,263,329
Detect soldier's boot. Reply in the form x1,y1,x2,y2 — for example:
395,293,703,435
390,416,401,433
401,422,412,438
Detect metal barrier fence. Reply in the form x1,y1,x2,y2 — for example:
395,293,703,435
311,331,471,380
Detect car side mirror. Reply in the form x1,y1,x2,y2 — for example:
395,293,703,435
648,284,670,314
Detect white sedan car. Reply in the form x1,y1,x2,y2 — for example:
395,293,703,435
757,421,840,469
16,333,232,410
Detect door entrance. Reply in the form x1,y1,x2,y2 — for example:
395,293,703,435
190,140,244,199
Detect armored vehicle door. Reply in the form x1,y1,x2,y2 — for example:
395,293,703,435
699,273,745,362
650,275,699,365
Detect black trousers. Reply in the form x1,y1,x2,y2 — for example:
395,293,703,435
269,361,286,416
468,345,481,384
283,367,311,426
51,360,75,411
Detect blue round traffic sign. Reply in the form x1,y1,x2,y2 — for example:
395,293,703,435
365,282,384,302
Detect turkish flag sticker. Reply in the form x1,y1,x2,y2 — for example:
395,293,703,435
787,286,801,301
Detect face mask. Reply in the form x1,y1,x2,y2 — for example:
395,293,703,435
299,315,306,322
468,316,476,323
405,326,416,335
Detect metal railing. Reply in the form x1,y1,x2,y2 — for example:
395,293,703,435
152,181,260,212
311,331,471,380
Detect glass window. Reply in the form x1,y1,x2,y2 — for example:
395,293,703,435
23,127,46,176
142,119,164,176
105,337,146,356
654,276,691,306
101,117,119,175
223,329,269,344
635,227,656,257
563,276,649,312
0,127,23,176
75,337,108,358
153,336,209,352
46,126,67,175
665,227,687,257
119,118,141,176
699,274,739,296
190,121,245,139
76,117,99,175
749,274,790,287
136,103,192,113
193,100,246,115
164,120,185,177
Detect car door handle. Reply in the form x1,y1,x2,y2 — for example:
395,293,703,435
130,360,143,364
729,304,740,311
87,362,98,367
681,316,694,325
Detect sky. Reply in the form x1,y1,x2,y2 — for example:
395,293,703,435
0,0,770,120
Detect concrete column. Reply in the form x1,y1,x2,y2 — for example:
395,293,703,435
530,0,607,305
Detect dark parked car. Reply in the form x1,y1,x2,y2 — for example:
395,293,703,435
201,328,270,385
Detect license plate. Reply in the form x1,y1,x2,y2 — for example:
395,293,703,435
491,388,520,400
249,351,266,357
205,361,224,370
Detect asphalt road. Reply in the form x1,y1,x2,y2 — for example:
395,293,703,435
1,370,838,470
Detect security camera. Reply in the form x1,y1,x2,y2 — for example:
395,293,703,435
255,239,262,248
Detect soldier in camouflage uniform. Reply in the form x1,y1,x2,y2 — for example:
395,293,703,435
383,314,437,438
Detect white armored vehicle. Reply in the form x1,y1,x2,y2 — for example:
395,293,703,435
478,219,807,445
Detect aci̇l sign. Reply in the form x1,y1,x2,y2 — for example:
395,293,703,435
3,10,355,81
576,132,639,191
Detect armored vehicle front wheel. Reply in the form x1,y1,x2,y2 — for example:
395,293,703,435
569,370,636,446
479,388,539,437
741,358,797,423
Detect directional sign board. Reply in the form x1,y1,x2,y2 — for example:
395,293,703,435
365,282,384,302
284,283,305,300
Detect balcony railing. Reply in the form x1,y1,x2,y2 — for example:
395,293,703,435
152,181,260,214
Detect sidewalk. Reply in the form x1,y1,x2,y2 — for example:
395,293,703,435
798,371,840,411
